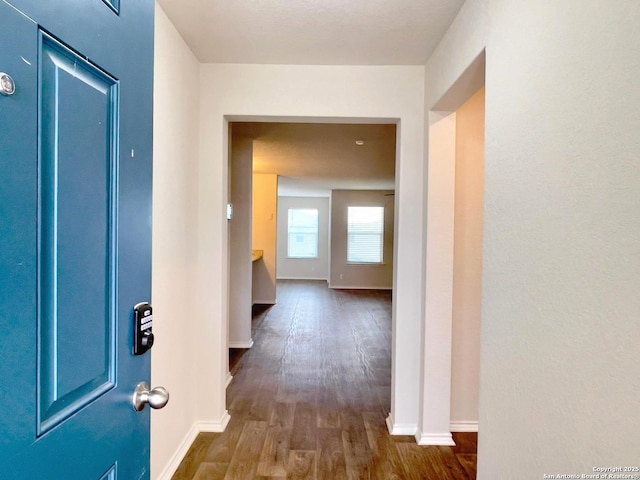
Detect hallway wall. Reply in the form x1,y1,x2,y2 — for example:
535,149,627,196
151,5,201,479
228,135,253,347
424,0,640,476
252,173,279,304
450,87,484,429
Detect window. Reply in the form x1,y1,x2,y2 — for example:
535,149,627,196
287,208,319,258
347,206,384,263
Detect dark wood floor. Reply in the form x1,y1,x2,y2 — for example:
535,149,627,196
172,280,477,479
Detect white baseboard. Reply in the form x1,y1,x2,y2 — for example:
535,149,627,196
277,276,328,281
415,431,456,446
328,284,393,290
385,414,417,436
229,339,253,349
155,412,232,480
226,371,233,388
155,423,200,480
450,421,478,432
198,411,231,433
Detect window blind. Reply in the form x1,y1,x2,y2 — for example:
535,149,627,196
287,208,319,258
347,206,384,263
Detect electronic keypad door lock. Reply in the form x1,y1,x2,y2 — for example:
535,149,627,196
134,302,154,355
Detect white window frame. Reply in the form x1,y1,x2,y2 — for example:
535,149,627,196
347,206,384,264
287,208,319,259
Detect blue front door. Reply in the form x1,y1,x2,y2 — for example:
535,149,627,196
0,0,154,478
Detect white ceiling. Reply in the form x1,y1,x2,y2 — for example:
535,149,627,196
232,123,396,197
157,0,465,65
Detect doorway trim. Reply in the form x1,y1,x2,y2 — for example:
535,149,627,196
223,114,403,419
194,64,428,441
416,50,486,445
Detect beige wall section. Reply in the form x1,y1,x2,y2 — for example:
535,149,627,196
425,0,640,476
418,111,457,445
228,135,253,347
277,196,330,280
151,5,201,479
450,87,484,429
252,174,278,304
330,190,394,289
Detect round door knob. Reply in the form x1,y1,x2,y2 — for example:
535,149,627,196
132,382,169,411
0,73,15,96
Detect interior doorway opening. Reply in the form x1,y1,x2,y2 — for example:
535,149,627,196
418,50,485,451
226,120,398,416
450,87,485,433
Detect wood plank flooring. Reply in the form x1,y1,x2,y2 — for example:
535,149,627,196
172,280,477,479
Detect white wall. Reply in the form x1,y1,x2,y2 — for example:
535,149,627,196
418,111,457,445
277,196,330,280
252,173,278,304
450,87,484,430
329,190,394,289
228,135,253,347
151,5,201,479
424,0,640,476
197,64,426,435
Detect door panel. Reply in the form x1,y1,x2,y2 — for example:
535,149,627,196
38,31,119,435
0,0,154,478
